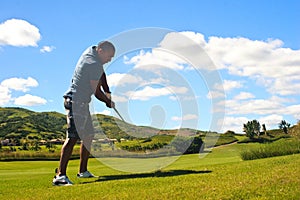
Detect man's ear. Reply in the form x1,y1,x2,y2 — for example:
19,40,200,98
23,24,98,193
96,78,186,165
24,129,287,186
97,47,102,54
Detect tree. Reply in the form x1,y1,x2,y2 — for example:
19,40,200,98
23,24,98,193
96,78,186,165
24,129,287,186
186,136,204,154
243,121,255,138
243,120,261,138
170,136,203,154
252,120,261,137
30,140,41,151
21,139,29,150
279,120,291,134
171,136,193,153
45,141,57,153
262,124,267,135
5,133,22,145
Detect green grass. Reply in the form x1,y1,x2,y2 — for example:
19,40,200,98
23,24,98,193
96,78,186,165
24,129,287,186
1,143,299,199
241,138,300,160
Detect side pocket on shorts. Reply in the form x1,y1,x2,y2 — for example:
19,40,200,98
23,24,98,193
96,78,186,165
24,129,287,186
66,109,77,134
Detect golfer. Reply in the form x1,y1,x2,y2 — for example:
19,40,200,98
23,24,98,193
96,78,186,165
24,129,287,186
52,41,115,186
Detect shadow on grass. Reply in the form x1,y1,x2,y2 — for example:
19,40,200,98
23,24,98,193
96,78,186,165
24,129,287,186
81,169,212,184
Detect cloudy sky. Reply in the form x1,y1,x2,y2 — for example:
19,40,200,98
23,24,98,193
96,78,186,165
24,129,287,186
0,0,299,133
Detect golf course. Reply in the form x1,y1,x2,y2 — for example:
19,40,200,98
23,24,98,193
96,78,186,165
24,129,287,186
1,1,300,199
1,139,299,200
1,108,300,199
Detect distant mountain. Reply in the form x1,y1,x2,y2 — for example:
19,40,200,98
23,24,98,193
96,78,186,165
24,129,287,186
0,107,205,140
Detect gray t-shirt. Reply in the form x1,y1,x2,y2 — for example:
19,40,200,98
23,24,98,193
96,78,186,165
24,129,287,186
64,46,104,103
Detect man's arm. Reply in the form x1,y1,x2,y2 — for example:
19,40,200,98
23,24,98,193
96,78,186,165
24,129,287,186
101,73,111,100
90,80,114,108
101,73,110,94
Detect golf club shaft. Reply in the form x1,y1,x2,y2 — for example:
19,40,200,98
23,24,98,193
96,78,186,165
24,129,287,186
113,107,125,122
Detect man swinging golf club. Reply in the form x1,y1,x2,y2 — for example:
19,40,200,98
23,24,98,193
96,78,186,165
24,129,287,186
52,41,116,186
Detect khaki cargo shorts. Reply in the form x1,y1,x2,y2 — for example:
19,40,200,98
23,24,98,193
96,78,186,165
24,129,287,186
64,97,94,140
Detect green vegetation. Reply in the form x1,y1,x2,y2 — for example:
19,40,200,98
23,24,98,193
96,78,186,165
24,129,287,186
0,107,66,140
243,119,261,138
1,107,300,199
0,144,299,199
1,107,300,163
237,133,291,144
279,120,291,134
0,107,238,161
290,120,300,139
0,107,200,142
213,131,238,146
241,138,300,160
118,135,173,152
0,145,81,161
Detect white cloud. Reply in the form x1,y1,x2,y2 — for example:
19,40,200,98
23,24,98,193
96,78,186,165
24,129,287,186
221,80,243,91
172,114,198,121
285,104,300,119
0,19,41,47
14,94,47,106
132,31,300,97
208,79,243,100
178,32,207,47
259,114,283,128
233,92,255,100
1,77,38,92
119,31,300,131
124,49,186,70
112,95,128,103
266,75,300,95
0,85,11,106
220,114,284,133
40,45,55,53
205,35,300,96
107,73,143,87
126,85,188,101
123,31,214,73
0,77,47,107
127,86,172,101
123,31,300,97
206,90,225,99
221,116,249,133
169,95,200,101
217,95,299,132
225,98,283,115
223,95,300,118
158,32,214,70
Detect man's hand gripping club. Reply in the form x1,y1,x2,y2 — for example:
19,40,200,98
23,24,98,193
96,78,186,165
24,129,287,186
94,82,115,108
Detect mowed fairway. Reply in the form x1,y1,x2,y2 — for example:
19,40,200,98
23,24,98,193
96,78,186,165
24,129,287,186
1,143,299,200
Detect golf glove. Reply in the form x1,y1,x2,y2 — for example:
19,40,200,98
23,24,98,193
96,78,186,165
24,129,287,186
105,92,112,100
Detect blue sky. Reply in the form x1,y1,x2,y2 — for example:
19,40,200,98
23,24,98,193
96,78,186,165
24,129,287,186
0,0,299,133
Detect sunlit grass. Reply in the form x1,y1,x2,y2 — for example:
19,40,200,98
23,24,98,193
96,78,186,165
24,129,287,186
241,138,300,160
1,143,299,199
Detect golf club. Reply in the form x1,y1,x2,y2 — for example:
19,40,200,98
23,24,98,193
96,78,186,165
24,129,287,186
113,107,125,122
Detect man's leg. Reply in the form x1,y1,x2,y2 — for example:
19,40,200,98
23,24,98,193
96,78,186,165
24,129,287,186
79,136,93,173
58,138,78,175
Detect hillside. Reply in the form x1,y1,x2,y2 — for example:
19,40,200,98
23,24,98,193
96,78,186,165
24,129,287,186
0,107,66,140
0,107,204,141
290,121,300,138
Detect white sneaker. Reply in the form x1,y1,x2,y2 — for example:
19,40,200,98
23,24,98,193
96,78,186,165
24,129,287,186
52,175,73,186
77,171,96,178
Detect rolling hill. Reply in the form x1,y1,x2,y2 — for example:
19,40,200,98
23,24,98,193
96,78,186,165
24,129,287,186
0,107,208,141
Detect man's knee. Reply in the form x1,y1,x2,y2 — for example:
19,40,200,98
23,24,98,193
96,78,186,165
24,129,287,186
63,138,78,148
